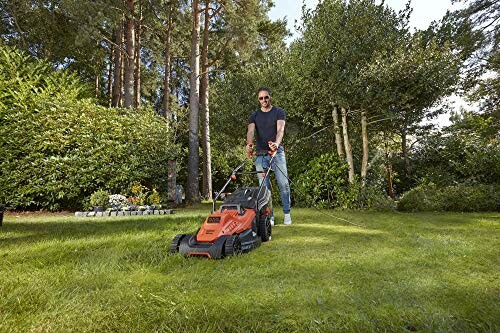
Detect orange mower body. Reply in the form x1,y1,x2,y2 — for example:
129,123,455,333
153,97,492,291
170,187,272,258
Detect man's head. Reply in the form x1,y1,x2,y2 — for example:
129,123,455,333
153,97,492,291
257,86,271,109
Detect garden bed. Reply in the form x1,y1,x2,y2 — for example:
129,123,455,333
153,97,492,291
75,209,174,217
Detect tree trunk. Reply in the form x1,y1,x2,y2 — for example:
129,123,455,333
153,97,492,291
134,0,142,108
401,128,411,178
164,11,175,203
107,43,114,107
123,0,135,108
341,107,354,184
163,13,173,122
94,67,99,99
200,0,212,200
361,110,369,186
332,105,344,159
186,0,201,203
387,165,394,198
168,160,177,202
385,138,394,198
111,17,123,108
111,19,123,107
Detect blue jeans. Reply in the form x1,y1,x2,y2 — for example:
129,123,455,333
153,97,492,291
255,151,291,214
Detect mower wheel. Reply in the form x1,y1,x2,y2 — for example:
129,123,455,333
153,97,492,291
170,234,185,253
259,215,272,242
224,235,242,256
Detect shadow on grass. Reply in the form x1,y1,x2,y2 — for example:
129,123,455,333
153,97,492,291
0,215,204,246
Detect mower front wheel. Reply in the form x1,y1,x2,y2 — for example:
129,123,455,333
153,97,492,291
224,235,242,256
259,215,272,242
170,234,185,253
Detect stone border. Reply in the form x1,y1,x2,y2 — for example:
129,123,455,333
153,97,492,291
75,210,174,217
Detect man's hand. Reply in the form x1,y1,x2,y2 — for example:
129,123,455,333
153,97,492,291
268,141,279,151
246,143,254,154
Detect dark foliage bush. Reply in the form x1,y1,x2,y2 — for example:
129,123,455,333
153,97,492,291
292,153,394,210
397,184,499,212
0,46,172,210
293,154,348,208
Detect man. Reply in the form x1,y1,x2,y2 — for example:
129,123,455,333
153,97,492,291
246,86,292,225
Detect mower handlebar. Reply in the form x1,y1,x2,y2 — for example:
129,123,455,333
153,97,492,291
245,142,278,159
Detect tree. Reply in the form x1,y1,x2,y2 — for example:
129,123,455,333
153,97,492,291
197,0,274,199
359,33,461,185
186,0,201,202
0,0,121,103
452,0,499,118
412,110,499,186
134,0,143,108
200,0,212,200
288,0,408,185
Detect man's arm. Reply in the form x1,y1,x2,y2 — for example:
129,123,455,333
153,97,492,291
246,123,255,153
270,120,285,151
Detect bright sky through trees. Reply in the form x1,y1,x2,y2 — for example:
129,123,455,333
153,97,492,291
269,0,466,38
269,0,470,126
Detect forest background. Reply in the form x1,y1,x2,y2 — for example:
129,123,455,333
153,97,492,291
0,0,498,212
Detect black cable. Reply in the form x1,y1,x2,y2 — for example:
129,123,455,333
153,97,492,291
271,161,367,228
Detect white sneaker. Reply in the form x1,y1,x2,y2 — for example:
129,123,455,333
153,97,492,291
270,216,275,226
283,213,292,225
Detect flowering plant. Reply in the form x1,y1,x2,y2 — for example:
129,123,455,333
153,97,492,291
147,189,161,205
127,196,140,205
131,184,149,205
109,194,127,207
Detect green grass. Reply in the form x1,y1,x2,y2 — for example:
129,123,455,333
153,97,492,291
0,206,498,332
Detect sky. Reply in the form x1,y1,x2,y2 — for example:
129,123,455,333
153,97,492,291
269,0,466,40
268,0,469,127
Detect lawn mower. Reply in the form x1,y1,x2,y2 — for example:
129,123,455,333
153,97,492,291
170,146,276,259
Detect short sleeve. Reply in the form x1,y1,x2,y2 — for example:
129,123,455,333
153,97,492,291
248,111,257,124
277,108,286,121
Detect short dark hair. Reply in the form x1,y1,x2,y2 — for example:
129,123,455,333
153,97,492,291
258,86,271,95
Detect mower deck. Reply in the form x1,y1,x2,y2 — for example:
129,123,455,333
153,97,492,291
174,228,263,259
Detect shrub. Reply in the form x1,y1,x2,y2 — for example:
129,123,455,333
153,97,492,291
147,189,161,205
438,185,499,212
89,190,110,208
397,184,499,212
0,46,174,210
293,153,349,209
131,184,149,206
292,154,394,210
396,184,442,212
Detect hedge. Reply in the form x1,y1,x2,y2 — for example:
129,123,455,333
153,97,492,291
0,46,172,210
397,184,499,212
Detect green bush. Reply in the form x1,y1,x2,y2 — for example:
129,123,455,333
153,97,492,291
439,185,499,212
396,184,442,212
147,189,161,205
292,154,394,210
0,46,173,210
397,184,499,212
293,153,349,208
89,189,110,208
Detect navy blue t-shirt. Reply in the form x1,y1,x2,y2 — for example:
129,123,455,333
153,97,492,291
248,106,286,152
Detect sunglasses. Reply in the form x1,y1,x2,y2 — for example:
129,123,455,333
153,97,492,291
258,96,270,101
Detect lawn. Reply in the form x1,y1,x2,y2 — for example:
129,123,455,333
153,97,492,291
0,206,498,332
